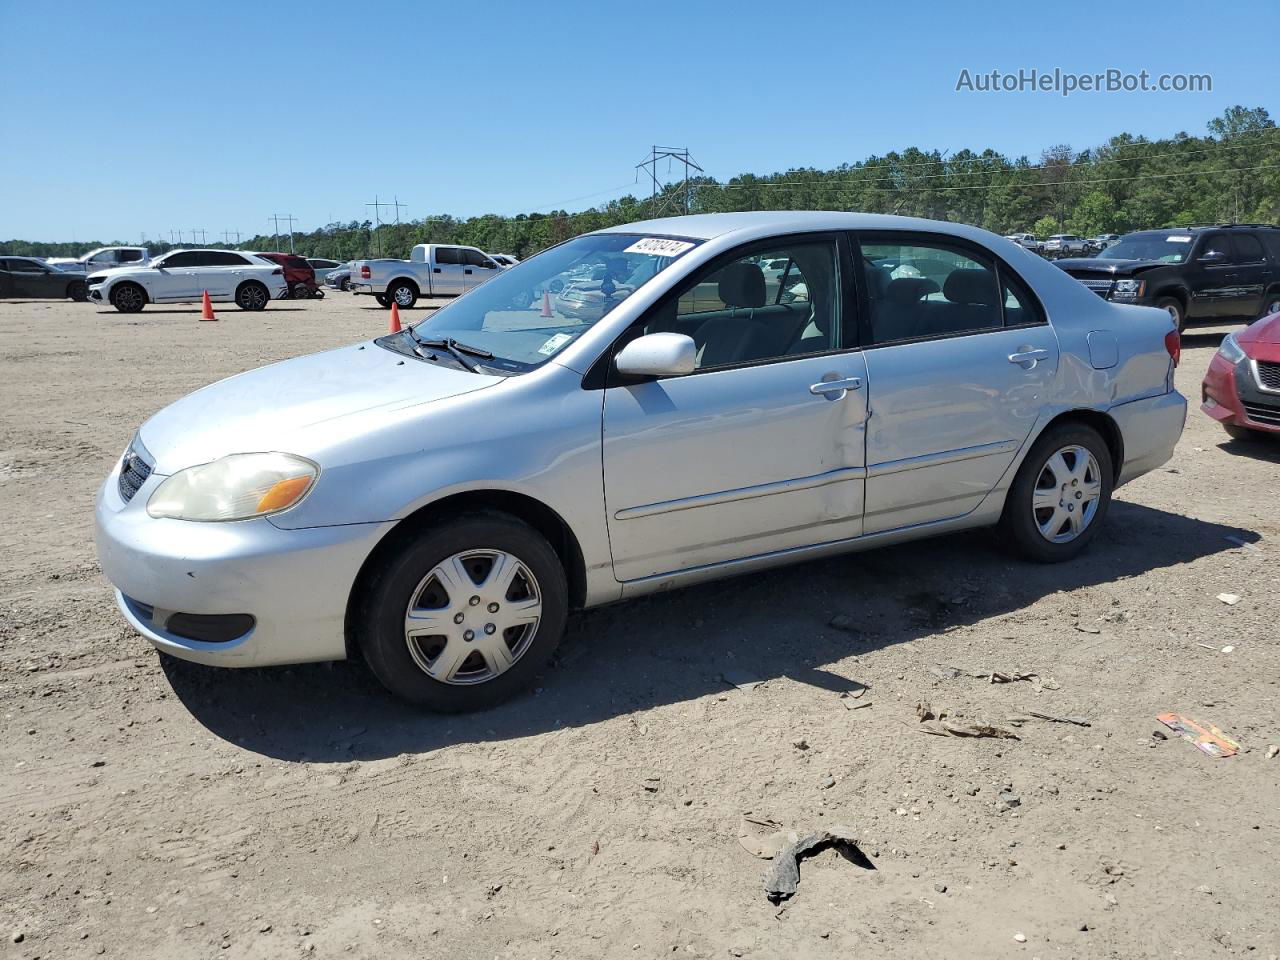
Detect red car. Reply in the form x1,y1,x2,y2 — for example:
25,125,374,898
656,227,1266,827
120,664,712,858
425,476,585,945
253,252,321,299
1201,309,1280,440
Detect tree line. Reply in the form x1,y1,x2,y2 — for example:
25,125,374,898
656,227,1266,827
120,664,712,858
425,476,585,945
5,105,1276,263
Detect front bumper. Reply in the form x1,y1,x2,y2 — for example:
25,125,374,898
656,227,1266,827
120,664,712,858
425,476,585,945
1202,353,1280,434
1109,389,1187,486
94,461,393,667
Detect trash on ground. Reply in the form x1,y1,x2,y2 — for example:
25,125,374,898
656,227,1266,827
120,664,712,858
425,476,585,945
641,776,662,792
761,825,868,903
737,815,799,860
1074,624,1102,634
842,699,872,711
721,669,765,691
1265,745,1278,760
928,664,963,681
916,705,1019,739
1220,645,1234,654
1027,710,1091,727
1216,593,1241,605
1157,713,1240,758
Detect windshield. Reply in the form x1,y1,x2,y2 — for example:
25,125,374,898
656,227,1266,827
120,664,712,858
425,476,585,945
397,233,700,373
1099,234,1193,263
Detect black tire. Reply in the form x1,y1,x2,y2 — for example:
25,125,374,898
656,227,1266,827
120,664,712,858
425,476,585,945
1154,296,1184,333
110,282,147,313
340,279,351,292
235,281,269,311
289,282,311,300
1224,423,1268,442
67,280,88,302
1258,292,1280,320
999,422,1114,563
355,512,568,712
375,293,392,308
388,281,418,310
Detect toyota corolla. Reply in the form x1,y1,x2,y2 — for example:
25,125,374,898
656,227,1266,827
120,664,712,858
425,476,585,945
95,212,1186,711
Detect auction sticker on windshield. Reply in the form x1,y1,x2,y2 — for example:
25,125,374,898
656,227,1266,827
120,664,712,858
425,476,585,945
623,238,696,257
538,332,574,356
1166,236,1192,243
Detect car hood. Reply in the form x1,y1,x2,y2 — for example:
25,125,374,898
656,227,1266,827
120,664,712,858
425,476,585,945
1241,311,1280,345
137,341,502,474
1054,258,1167,277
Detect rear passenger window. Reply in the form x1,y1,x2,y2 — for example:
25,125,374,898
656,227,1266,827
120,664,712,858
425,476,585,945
643,240,840,371
435,247,460,265
861,241,1002,343
1232,234,1265,263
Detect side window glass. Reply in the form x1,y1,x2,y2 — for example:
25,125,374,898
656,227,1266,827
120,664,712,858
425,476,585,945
646,241,839,371
120,249,143,263
861,240,1001,343
435,247,460,265
1001,272,1041,327
1201,234,1230,262
1232,234,1264,263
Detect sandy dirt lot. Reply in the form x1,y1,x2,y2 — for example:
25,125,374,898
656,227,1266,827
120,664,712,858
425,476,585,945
1,292,1277,959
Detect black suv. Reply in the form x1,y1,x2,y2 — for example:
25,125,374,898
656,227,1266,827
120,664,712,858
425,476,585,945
1054,224,1280,331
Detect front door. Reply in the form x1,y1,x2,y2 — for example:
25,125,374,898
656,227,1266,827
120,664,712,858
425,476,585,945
431,247,468,296
9,258,59,297
602,235,868,582
463,248,500,290
855,234,1059,534
149,251,202,301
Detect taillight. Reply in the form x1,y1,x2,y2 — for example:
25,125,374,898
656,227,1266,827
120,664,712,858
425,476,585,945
360,265,371,279
1164,329,1180,367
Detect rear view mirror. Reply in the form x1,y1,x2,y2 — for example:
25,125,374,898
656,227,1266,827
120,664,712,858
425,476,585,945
615,332,696,378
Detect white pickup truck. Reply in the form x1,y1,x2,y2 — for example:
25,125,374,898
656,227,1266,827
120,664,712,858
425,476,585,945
351,243,503,309
47,246,151,273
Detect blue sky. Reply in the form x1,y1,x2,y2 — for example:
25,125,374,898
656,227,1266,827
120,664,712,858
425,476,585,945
2,0,1276,242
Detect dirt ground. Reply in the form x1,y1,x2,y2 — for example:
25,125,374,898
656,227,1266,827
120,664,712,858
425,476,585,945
1,292,1277,960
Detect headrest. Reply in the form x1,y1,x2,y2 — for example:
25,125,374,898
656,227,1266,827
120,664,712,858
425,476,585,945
943,269,999,305
884,277,940,305
866,265,892,299
718,262,766,309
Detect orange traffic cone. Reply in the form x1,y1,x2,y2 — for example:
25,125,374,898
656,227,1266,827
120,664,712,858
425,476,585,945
200,290,216,321
540,290,552,318
388,301,402,333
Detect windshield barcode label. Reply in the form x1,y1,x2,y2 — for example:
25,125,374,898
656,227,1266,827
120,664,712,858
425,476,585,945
623,238,696,257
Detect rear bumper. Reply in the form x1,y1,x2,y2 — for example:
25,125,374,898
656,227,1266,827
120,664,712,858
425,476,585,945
1110,389,1187,486
350,282,387,295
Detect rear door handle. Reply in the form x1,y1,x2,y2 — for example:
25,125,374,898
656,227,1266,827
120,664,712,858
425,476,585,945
1008,348,1049,368
809,376,862,400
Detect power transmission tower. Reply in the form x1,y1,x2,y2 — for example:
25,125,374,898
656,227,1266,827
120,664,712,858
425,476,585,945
222,229,242,246
636,146,703,216
364,196,407,257
191,228,207,245
268,214,298,252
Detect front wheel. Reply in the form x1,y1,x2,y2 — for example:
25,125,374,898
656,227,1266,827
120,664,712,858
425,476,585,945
1000,423,1114,563
356,513,568,711
1154,296,1184,333
110,283,147,313
1258,293,1280,321
235,281,269,311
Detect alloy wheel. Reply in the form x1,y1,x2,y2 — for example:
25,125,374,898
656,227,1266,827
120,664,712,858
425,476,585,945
1031,445,1103,544
393,286,414,307
403,549,542,685
241,285,267,309
114,286,143,311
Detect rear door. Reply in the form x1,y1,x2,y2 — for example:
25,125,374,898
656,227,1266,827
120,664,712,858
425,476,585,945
430,246,468,295
1229,233,1270,317
854,232,1059,534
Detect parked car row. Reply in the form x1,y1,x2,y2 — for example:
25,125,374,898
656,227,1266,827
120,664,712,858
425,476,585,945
1004,234,1120,257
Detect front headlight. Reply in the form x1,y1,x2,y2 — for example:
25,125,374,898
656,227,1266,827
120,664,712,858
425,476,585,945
1112,278,1145,299
1216,332,1247,366
146,453,318,521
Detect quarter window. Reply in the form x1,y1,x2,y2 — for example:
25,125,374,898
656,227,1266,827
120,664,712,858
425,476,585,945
641,240,840,371
861,240,1002,343
1231,234,1265,263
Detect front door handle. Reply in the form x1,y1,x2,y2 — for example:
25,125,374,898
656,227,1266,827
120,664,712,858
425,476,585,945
809,376,862,400
1008,348,1049,368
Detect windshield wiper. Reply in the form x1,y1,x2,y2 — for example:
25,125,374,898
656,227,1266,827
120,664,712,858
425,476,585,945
403,328,493,373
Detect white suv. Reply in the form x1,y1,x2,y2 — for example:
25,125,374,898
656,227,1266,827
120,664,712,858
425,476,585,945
87,249,289,313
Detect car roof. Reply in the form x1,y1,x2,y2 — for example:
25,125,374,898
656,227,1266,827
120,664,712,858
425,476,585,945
594,211,1012,247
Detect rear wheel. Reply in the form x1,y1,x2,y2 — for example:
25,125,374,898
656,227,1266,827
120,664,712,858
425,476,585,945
389,281,418,310
289,282,312,300
110,283,146,313
235,281,269,311
1154,296,1184,333
375,293,391,308
356,513,567,711
1000,423,1114,563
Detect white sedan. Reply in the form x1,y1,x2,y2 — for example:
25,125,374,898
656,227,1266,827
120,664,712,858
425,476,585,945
87,249,289,313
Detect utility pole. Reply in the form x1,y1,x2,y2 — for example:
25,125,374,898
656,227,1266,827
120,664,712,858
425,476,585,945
222,229,242,247
191,228,206,245
636,146,703,216
268,214,297,253
365,196,406,258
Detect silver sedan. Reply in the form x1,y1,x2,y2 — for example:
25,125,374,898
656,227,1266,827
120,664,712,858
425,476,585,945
95,212,1186,711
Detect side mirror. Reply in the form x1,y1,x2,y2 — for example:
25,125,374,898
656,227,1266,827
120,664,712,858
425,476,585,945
615,332,696,378
1198,250,1226,264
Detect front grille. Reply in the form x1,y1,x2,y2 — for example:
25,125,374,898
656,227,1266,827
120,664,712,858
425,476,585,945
117,441,154,503
1077,278,1113,298
1242,399,1280,426
1257,360,1280,391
